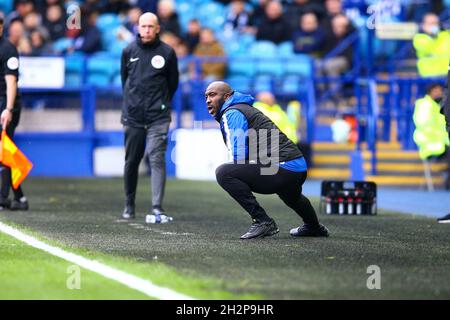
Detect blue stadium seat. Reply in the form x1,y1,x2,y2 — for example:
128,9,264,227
249,41,283,76
0,0,13,14
280,75,301,95
96,14,122,32
87,73,111,86
228,57,256,77
253,75,274,92
112,73,122,87
65,73,82,87
86,54,119,86
278,42,294,57
64,54,85,87
53,37,73,53
226,75,252,92
285,54,313,77
198,1,225,19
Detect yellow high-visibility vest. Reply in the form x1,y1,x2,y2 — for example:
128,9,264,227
413,30,450,77
254,101,300,144
413,95,449,159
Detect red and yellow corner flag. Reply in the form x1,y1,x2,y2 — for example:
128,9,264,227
0,130,33,189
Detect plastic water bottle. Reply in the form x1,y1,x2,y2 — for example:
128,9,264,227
145,214,173,224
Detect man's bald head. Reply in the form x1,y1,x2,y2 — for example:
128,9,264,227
206,81,233,95
205,81,234,117
138,12,160,43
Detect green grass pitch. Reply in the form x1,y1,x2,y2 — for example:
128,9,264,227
0,177,449,299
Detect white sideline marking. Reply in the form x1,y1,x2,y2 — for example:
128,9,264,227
0,221,195,300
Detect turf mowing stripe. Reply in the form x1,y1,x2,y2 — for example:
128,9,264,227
0,221,195,300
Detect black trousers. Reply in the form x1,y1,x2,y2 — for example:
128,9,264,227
124,122,170,208
0,108,24,201
215,163,319,226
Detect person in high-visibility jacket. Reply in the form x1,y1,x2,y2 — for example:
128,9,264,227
413,84,449,160
413,13,450,77
253,91,300,144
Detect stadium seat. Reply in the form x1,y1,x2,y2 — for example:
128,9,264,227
280,75,304,95
86,54,119,86
53,37,74,54
64,54,85,87
277,42,294,57
253,75,274,92
0,0,12,14
96,14,122,33
249,41,283,76
285,54,313,77
228,57,256,77
226,75,252,92
87,73,111,86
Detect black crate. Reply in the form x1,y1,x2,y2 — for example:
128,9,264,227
319,180,377,215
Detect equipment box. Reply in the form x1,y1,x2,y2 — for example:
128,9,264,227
319,180,377,215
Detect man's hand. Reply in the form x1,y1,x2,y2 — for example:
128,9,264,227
1,109,12,130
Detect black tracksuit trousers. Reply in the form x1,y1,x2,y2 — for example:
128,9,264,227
215,163,319,226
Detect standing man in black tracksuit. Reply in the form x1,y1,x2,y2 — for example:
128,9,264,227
120,12,179,221
205,81,329,239
0,16,28,211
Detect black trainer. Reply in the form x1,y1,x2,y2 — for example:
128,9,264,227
437,213,450,224
10,197,29,211
290,223,329,237
0,198,11,211
240,219,279,240
122,204,135,219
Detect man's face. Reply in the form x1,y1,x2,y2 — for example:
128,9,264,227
0,23,3,37
205,87,230,117
138,15,160,43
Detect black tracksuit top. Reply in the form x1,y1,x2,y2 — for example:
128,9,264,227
120,35,179,127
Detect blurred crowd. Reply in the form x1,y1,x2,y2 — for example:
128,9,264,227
0,0,449,80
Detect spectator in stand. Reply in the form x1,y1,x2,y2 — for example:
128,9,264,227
321,14,353,76
5,0,35,28
29,28,53,56
7,19,31,55
157,0,181,37
36,0,64,18
183,19,201,53
292,12,325,57
285,0,326,31
413,13,450,77
23,10,49,40
321,0,355,34
160,31,180,49
256,0,292,44
134,0,157,13
192,28,227,80
223,0,253,37
44,4,66,41
101,0,131,15
68,8,102,54
117,6,142,43
250,0,270,29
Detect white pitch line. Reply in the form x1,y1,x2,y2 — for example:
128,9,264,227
0,221,195,300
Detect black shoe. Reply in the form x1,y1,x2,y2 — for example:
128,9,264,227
0,198,11,211
437,213,450,224
122,204,135,219
10,197,29,211
290,223,329,237
240,219,279,240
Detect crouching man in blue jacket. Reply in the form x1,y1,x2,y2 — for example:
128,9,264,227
205,81,329,239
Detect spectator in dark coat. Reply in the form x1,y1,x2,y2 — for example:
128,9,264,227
157,0,181,37
292,12,325,57
256,0,292,44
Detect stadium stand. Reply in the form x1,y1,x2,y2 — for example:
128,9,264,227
0,0,448,188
